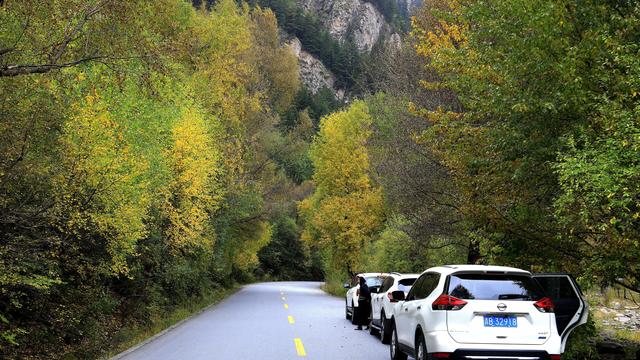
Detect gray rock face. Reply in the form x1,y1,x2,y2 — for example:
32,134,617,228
298,0,389,52
400,0,422,15
286,37,345,100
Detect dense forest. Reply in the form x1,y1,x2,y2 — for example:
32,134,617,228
0,0,324,357
1,0,639,358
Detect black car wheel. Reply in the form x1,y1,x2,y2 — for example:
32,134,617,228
415,332,427,360
369,309,378,335
351,301,357,325
380,311,390,344
390,322,407,360
345,299,351,320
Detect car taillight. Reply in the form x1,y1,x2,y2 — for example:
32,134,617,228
431,353,451,358
550,355,561,360
534,297,555,313
432,294,467,310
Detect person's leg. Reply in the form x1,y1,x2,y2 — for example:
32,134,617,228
354,305,363,330
364,302,371,330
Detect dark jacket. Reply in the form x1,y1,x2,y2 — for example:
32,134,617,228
359,283,371,302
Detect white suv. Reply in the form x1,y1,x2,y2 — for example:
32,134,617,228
371,272,420,343
389,265,588,360
344,273,386,322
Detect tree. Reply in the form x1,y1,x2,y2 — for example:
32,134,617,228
411,0,640,291
0,0,308,356
300,101,384,273
0,1,169,77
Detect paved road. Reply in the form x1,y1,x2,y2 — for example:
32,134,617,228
114,281,395,360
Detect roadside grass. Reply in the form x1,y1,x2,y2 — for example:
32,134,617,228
585,287,640,357
321,279,347,297
103,285,240,359
592,308,640,343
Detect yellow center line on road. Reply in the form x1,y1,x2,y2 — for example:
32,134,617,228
288,315,295,324
294,338,306,357
284,303,289,309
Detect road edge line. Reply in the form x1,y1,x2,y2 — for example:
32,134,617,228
109,286,242,360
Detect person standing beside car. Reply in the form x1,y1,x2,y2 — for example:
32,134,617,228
354,276,371,330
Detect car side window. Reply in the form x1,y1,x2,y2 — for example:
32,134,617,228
414,275,429,300
420,273,440,298
410,273,440,300
406,275,426,301
380,276,394,293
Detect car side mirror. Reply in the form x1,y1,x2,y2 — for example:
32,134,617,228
390,290,405,302
343,283,350,289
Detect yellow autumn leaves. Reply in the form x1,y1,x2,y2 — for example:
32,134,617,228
42,0,299,277
300,101,384,272
164,106,222,251
54,92,150,275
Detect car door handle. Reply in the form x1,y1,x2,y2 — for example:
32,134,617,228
417,306,421,310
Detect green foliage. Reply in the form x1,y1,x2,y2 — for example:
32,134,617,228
281,86,343,129
364,216,467,274
0,0,302,357
412,0,640,290
253,0,364,89
368,221,423,273
257,215,323,280
300,101,385,273
563,317,600,360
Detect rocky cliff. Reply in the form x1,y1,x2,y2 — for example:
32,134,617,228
298,0,388,53
400,0,422,15
286,36,345,101
284,0,412,98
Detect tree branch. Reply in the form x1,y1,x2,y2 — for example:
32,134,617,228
0,56,105,77
614,279,640,294
0,47,15,57
49,1,108,64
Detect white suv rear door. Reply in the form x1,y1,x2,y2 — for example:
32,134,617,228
396,273,440,345
444,272,553,346
533,273,588,352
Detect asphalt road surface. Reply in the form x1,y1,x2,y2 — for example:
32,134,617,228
114,281,397,360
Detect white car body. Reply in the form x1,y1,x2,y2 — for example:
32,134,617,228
389,265,588,360
345,273,386,320
371,272,420,343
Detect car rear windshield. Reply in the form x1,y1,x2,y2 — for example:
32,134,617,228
397,278,416,293
366,276,385,287
447,273,544,301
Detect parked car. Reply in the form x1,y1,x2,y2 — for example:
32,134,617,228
388,265,588,360
344,272,386,322
370,272,419,343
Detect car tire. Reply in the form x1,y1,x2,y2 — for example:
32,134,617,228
415,331,427,360
351,301,357,325
345,299,351,320
380,311,390,344
390,322,408,360
369,309,378,335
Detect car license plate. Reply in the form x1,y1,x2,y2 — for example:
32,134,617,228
483,315,517,327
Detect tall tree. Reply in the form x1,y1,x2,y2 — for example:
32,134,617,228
300,101,384,274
